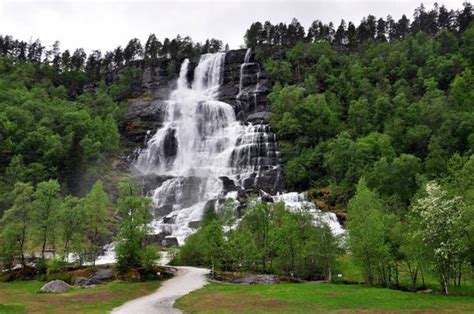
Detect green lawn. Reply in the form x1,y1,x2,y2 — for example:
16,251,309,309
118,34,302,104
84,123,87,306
0,280,161,314
175,282,474,313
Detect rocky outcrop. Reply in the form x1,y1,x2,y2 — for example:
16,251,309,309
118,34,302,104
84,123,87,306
40,280,72,293
121,99,166,150
220,49,272,122
75,276,99,288
120,60,179,153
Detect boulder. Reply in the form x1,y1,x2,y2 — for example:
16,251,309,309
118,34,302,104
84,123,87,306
220,176,237,193
246,111,270,124
161,237,179,248
259,190,274,203
144,232,171,247
231,274,280,285
40,280,71,293
417,289,434,294
188,221,201,229
75,277,99,288
162,215,176,224
91,268,114,282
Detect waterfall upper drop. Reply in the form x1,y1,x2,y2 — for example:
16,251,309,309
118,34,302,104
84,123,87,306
133,51,283,244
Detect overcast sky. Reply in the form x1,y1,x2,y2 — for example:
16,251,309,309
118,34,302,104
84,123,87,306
0,0,466,53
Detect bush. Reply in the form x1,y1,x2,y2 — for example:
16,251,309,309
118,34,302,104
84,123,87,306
35,258,47,275
47,258,66,274
141,245,160,271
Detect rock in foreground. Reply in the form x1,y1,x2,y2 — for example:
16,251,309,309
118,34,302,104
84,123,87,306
40,280,71,293
75,276,99,288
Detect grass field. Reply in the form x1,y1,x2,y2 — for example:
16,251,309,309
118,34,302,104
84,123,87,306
175,282,474,313
0,280,161,313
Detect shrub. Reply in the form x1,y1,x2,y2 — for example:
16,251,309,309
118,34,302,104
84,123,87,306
47,258,66,274
141,245,160,271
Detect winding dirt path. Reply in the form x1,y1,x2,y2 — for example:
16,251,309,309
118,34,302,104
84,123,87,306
111,266,209,314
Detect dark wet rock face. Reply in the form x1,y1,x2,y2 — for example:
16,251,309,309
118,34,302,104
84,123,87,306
121,49,284,194
120,99,166,151
163,128,178,159
220,49,272,122
220,49,284,194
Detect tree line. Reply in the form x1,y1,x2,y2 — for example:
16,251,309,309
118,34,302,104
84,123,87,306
0,177,158,274
0,34,226,98
245,3,473,49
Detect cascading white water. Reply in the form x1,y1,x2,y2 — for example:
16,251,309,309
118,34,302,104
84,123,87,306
133,50,343,245
134,52,276,244
273,192,344,235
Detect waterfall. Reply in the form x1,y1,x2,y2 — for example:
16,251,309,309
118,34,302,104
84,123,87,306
133,50,342,245
134,52,277,244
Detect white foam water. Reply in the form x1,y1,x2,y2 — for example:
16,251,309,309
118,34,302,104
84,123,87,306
273,192,344,236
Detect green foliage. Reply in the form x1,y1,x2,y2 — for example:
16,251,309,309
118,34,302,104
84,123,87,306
46,258,66,274
0,182,33,266
32,180,61,259
0,56,121,204
0,179,112,272
141,245,160,272
411,182,468,294
347,180,395,286
267,22,474,215
83,180,110,264
58,196,84,262
178,201,341,280
115,178,153,272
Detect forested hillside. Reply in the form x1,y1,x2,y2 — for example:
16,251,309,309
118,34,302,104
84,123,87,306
249,3,474,213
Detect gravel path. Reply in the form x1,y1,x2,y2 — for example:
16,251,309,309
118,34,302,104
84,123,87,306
111,265,209,314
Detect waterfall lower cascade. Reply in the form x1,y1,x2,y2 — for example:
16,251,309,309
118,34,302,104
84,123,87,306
133,51,342,245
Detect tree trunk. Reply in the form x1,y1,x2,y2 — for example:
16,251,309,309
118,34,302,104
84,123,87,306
20,225,26,266
457,262,462,287
411,270,418,292
442,274,449,295
41,228,47,259
327,263,332,282
421,268,426,288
